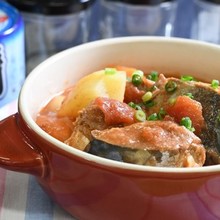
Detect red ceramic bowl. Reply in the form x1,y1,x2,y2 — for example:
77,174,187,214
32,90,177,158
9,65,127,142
1,37,220,220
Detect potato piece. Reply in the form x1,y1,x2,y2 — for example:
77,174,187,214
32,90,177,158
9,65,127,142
58,70,126,118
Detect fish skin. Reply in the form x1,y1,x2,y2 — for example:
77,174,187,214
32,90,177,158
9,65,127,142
90,120,206,167
152,77,220,165
191,85,220,165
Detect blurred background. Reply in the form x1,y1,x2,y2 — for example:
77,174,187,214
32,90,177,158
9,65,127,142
1,0,220,75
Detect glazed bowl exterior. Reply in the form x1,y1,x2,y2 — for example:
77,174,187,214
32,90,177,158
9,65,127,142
1,37,220,220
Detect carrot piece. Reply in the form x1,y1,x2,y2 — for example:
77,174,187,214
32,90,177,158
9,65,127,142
166,95,205,135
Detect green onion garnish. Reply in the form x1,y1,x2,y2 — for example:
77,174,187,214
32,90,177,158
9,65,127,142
185,93,194,99
181,75,194,82
211,79,219,89
150,85,157,92
128,102,142,110
144,100,155,108
142,91,153,103
132,74,143,86
105,68,117,75
135,110,146,122
158,108,166,120
132,70,144,77
147,71,158,81
148,113,158,121
165,80,177,93
168,97,176,105
180,117,195,132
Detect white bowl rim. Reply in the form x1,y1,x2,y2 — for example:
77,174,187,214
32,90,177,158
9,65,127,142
19,36,220,174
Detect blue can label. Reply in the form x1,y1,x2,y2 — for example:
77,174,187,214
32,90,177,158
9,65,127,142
0,10,10,32
0,2,25,108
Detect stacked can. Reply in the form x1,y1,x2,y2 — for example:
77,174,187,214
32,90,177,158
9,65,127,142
99,0,177,38
6,0,96,74
0,1,25,107
191,0,220,44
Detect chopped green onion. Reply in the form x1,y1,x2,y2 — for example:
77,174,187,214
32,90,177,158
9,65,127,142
132,70,144,77
211,79,219,89
128,102,142,110
181,75,194,82
144,100,155,108
165,80,177,93
158,108,166,120
135,110,146,122
142,91,153,103
150,85,157,91
168,97,176,105
180,117,195,132
128,102,136,109
185,93,194,99
105,68,117,75
147,71,159,81
148,113,158,121
132,74,143,86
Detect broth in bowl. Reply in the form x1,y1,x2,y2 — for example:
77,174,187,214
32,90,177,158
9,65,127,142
36,66,220,168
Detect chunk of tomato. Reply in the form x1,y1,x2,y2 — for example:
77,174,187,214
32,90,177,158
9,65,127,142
124,82,145,103
95,97,135,125
166,95,205,135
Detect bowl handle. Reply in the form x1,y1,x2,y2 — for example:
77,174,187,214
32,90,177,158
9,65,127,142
0,113,45,177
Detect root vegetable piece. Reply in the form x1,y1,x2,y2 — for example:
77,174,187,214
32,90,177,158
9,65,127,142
58,70,126,118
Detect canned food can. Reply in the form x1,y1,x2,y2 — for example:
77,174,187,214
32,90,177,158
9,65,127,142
0,1,25,107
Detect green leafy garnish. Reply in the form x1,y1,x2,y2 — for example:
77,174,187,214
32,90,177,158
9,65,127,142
158,108,166,120
131,71,143,86
147,71,159,81
148,113,158,121
185,93,194,99
211,79,219,89
180,117,195,132
128,102,142,110
165,80,177,93
105,68,117,75
142,91,153,103
168,97,176,105
150,85,157,92
133,70,144,77
135,110,146,122
181,75,194,82
144,100,155,108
